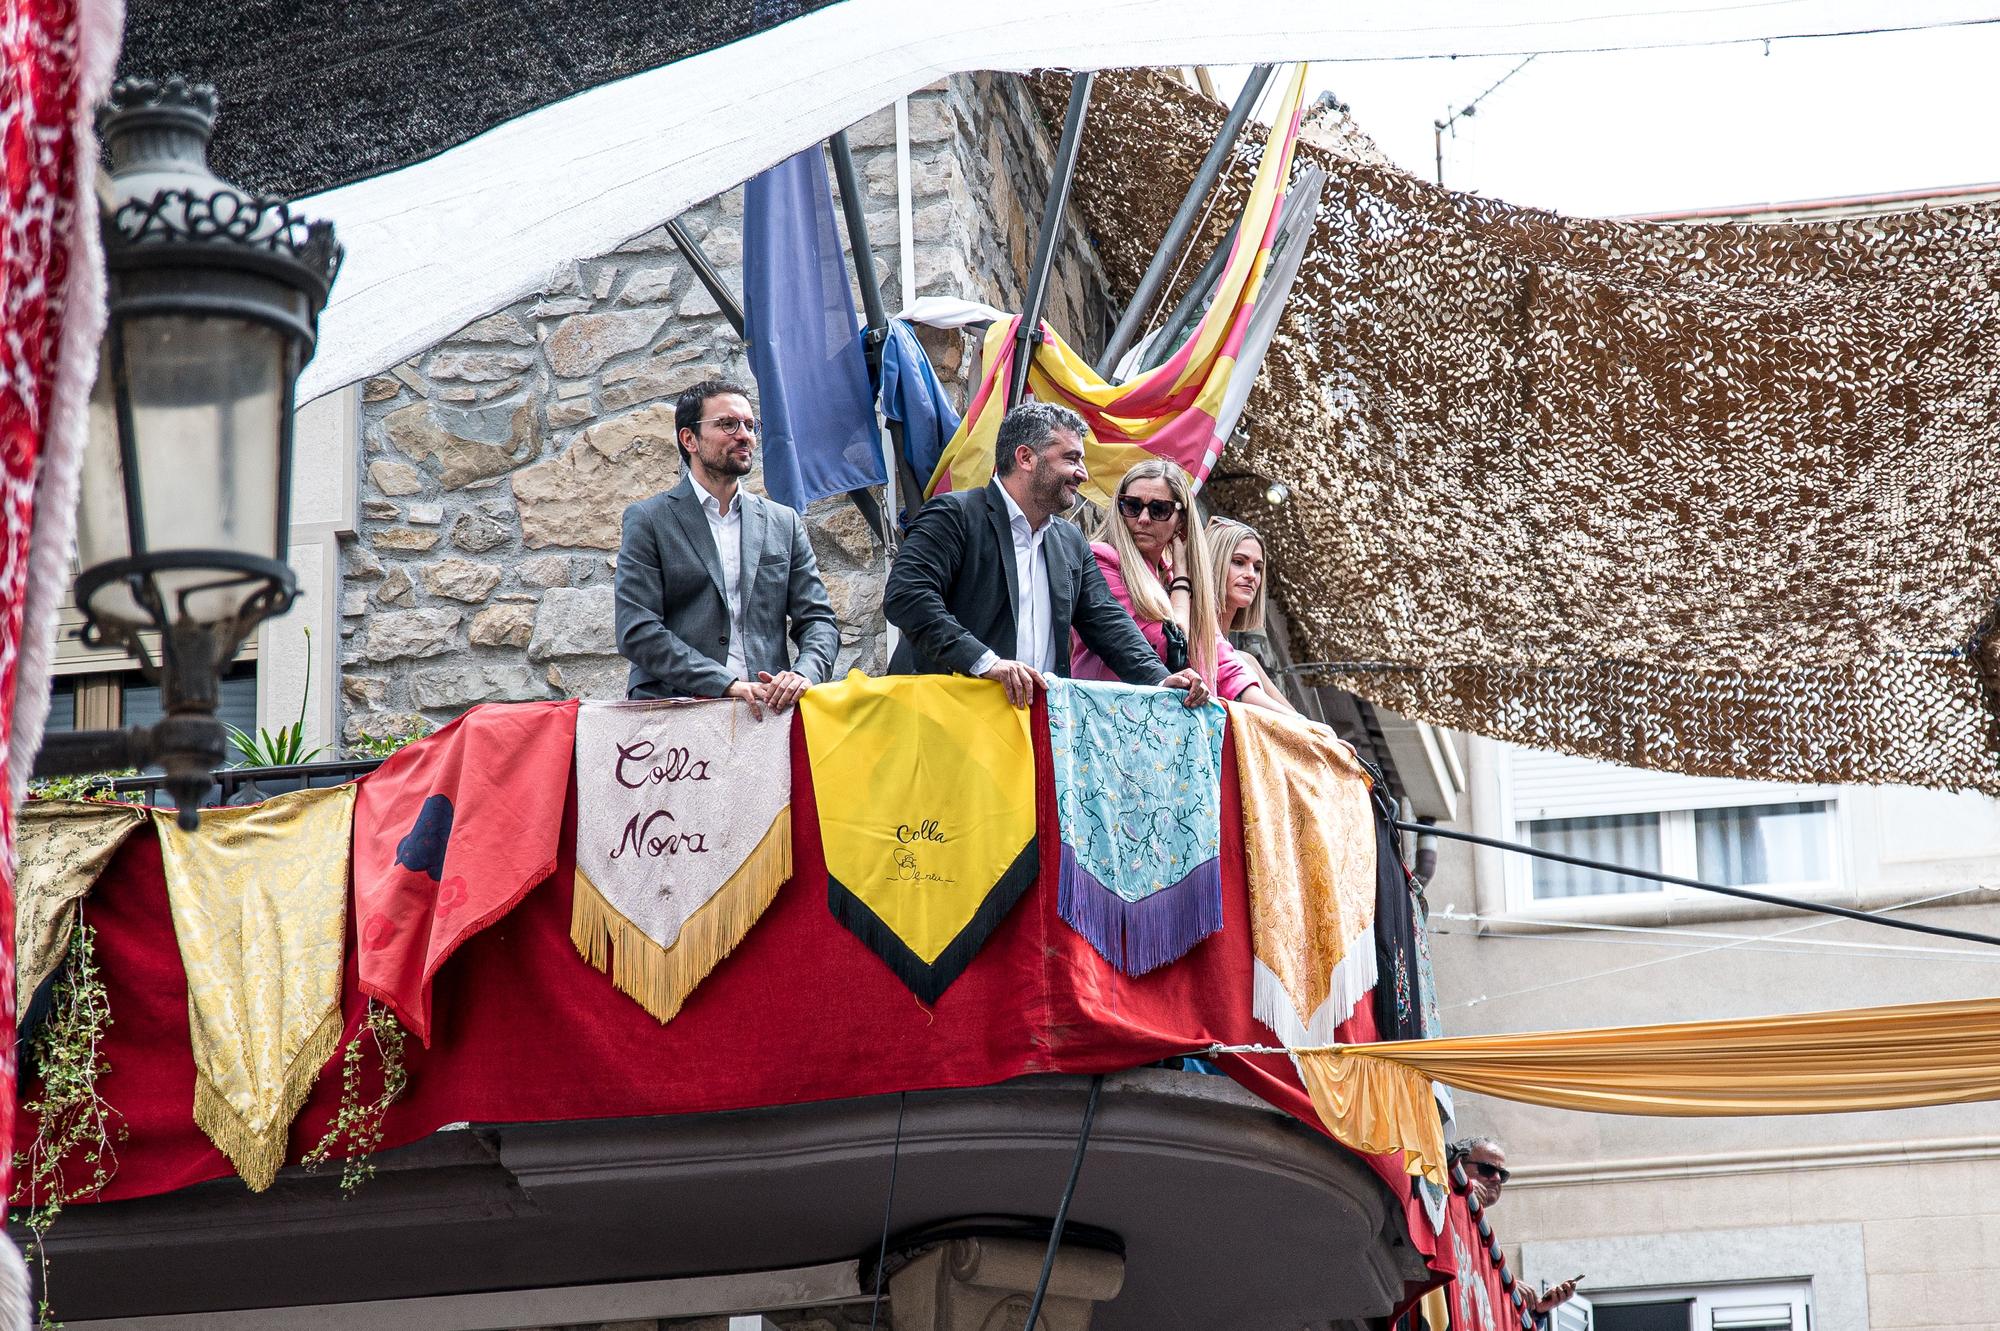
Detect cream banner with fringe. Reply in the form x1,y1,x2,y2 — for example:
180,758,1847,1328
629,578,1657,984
155,785,355,1192
572,698,791,1023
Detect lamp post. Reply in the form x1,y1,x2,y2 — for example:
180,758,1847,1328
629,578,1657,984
32,77,341,829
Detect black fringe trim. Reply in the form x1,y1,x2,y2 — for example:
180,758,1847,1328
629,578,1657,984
828,835,1039,1005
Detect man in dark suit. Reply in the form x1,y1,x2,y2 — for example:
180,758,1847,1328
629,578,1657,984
615,379,840,715
885,400,1208,708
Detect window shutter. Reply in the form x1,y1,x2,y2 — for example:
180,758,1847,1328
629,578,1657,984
1507,744,1830,822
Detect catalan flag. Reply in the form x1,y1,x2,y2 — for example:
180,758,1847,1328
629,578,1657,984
925,64,1311,504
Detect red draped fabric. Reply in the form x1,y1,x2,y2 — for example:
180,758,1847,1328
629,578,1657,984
18,696,1448,1294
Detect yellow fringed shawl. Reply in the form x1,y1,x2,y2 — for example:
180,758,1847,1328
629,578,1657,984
1226,704,1377,1048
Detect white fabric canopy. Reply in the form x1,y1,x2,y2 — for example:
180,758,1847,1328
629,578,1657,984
296,0,1996,399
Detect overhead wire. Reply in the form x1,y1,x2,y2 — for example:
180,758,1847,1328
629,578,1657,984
1396,820,2000,948
1440,885,1990,1013
1312,13,2000,63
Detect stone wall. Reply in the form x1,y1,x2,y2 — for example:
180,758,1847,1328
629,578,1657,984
338,74,1115,745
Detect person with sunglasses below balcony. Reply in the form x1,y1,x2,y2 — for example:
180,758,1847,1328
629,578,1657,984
1451,1136,1580,1318
1069,460,1289,711
614,380,839,717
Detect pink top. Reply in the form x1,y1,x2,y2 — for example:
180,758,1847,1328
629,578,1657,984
1070,541,1255,700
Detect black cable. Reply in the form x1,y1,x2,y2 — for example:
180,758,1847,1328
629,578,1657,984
1022,1076,1104,1331
1394,820,2000,949
866,1092,906,1331
1314,14,2000,63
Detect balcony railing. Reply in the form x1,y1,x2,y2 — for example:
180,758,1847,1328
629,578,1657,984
104,757,384,808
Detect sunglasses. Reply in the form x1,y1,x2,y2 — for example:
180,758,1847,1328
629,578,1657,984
1470,1161,1511,1184
1117,496,1182,523
701,415,759,437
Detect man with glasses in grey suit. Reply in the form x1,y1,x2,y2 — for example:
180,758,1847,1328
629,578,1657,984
615,379,839,716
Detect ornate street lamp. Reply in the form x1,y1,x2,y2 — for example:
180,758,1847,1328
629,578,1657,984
33,77,341,828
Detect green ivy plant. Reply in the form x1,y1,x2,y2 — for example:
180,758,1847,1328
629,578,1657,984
11,922,125,1329
226,627,329,767
26,770,139,804
346,725,431,761
301,1000,408,1197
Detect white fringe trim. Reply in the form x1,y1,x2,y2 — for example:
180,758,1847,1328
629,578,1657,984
7,0,126,803
1250,917,1378,1050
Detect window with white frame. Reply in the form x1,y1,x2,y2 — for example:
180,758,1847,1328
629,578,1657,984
1501,744,1841,907
1591,1279,1812,1331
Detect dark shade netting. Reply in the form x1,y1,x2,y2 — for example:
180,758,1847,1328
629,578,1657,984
115,0,842,197
1038,71,2000,794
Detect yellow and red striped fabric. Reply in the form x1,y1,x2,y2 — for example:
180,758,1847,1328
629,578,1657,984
925,64,1309,503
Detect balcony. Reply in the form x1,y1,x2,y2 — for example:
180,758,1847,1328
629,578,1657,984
32,1073,1427,1329
17,691,1467,1331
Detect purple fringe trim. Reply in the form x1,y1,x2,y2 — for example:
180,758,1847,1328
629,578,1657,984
1058,843,1223,977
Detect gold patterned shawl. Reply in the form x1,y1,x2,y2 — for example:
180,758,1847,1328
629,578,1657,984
14,801,146,1017
154,785,355,1191
1226,703,1378,1047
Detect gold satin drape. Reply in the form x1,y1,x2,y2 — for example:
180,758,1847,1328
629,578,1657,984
155,785,355,1191
1296,995,2000,1188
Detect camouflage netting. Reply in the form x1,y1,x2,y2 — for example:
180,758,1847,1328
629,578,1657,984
1037,71,2000,794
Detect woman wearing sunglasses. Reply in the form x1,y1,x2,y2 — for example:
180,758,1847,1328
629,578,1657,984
1204,517,1296,714
1070,460,1288,711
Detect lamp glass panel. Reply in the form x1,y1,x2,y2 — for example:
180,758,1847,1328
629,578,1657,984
75,346,133,570
90,314,287,628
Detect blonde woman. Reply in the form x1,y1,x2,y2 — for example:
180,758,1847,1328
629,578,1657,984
1205,516,1296,713
1071,461,1287,710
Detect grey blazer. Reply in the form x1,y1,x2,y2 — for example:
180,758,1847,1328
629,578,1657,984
615,472,840,699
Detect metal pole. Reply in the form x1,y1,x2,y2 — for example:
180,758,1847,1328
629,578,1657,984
1135,217,1236,375
827,132,921,536
1008,73,1095,409
828,131,891,336
1096,64,1274,378
1391,820,2000,949
665,219,745,336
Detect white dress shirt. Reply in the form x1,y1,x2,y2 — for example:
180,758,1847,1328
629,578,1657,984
695,480,748,682
970,485,1055,677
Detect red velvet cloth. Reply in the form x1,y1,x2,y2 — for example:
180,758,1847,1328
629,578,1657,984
20,695,1445,1286
354,699,579,1044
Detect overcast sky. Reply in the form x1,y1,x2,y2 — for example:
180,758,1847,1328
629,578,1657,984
1213,15,2000,217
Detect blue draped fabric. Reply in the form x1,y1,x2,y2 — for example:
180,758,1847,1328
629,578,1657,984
880,319,961,483
742,147,885,510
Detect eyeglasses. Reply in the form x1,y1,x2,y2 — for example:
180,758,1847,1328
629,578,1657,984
700,415,759,437
1470,1161,1511,1184
1117,496,1181,523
